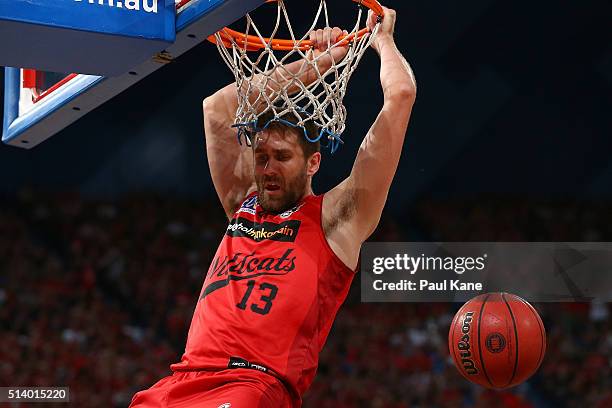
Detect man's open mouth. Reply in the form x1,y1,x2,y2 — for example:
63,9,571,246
265,183,281,192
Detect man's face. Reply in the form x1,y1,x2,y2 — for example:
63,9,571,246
253,128,311,213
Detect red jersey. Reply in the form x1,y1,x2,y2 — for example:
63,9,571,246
170,192,355,405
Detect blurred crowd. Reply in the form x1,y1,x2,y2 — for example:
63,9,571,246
0,191,610,407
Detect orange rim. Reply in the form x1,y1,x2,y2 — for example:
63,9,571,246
207,0,384,52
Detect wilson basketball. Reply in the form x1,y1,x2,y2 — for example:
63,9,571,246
448,292,546,389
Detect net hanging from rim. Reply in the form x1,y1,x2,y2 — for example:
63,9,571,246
208,0,384,153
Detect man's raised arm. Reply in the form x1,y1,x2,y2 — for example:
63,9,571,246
323,8,417,268
204,28,348,219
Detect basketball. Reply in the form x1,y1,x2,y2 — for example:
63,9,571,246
448,292,546,389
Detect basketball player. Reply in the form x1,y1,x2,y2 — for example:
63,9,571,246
130,6,415,408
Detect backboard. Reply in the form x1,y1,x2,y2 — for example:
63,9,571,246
2,0,266,149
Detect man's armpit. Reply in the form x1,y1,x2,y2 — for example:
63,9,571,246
324,187,357,234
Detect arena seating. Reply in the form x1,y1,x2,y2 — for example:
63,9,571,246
1,191,610,407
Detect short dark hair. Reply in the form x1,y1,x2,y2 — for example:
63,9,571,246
253,110,321,158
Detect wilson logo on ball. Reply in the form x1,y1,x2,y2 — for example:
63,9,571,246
457,311,478,375
485,333,506,353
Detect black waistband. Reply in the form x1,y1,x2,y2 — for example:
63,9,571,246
227,356,282,378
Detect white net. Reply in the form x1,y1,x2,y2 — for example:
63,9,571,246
211,0,382,153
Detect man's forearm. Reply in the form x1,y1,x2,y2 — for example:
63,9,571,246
249,43,346,105
255,57,318,98
203,58,316,129
377,37,416,101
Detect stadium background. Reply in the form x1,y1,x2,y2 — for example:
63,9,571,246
1,1,611,407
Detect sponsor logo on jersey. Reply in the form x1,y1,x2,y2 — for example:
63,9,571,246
226,217,300,242
217,404,231,408
236,195,258,215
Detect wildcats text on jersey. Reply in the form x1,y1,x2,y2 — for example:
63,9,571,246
207,248,296,280
226,218,301,242
200,249,296,300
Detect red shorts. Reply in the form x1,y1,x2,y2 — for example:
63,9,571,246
129,369,295,408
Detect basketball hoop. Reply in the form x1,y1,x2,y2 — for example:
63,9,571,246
208,0,384,153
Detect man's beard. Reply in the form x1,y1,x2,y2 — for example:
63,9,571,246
256,170,308,214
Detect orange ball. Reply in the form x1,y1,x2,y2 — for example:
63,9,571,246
448,292,546,389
